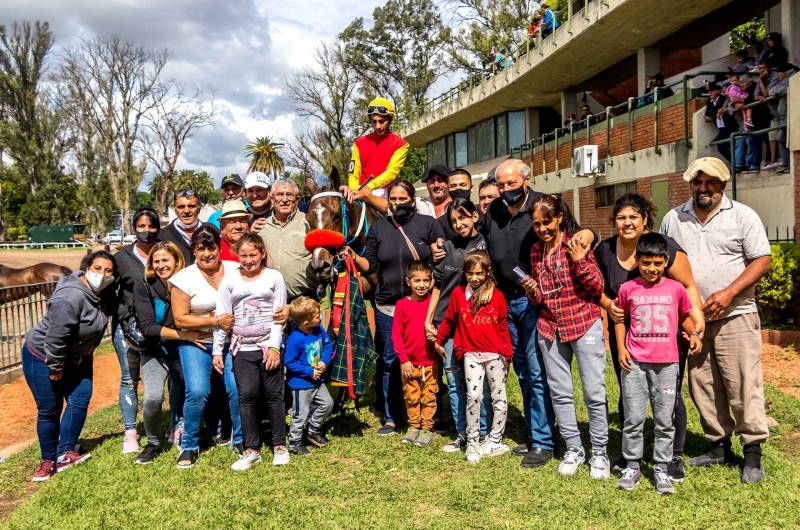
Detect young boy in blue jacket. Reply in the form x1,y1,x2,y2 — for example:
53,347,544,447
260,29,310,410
285,297,334,455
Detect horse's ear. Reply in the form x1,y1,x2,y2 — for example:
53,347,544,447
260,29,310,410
305,174,320,197
329,166,341,191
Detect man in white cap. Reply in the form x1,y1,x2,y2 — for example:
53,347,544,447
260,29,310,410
217,201,253,262
660,156,772,484
244,171,273,233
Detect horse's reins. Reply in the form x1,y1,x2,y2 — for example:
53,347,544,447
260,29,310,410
309,191,369,248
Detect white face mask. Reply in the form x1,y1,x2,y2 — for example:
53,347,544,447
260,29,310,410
175,218,200,231
85,271,114,293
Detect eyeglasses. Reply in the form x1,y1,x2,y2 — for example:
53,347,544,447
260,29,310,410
273,193,297,200
174,190,197,198
367,105,391,116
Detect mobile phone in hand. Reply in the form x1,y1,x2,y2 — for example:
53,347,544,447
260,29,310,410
513,266,531,281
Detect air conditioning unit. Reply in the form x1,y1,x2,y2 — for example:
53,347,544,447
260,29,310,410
573,145,604,177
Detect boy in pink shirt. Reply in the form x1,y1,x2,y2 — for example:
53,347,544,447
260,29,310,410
392,261,439,448
614,233,703,495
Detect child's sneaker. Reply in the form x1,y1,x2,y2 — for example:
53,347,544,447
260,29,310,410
305,430,328,448
588,450,611,480
558,446,585,476
231,449,262,471
465,440,481,464
414,430,434,448
654,466,675,495
480,440,509,458
745,119,754,130
167,427,182,446
56,451,91,473
401,428,421,444
122,429,140,455
616,467,641,490
441,435,467,453
32,460,56,482
289,445,310,456
272,446,290,466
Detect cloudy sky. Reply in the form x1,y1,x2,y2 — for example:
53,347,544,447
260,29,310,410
0,0,388,186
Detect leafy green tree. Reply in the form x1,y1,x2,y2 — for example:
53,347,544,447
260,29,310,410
192,170,215,204
148,173,173,213
730,15,765,53
340,0,450,116
172,169,197,192
399,147,427,183
244,136,285,177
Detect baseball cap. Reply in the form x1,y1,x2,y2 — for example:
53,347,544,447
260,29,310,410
244,171,272,190
421,164,453,183
683,157,730,183
220,173,244,189
776,63,795,73
707,83,721,92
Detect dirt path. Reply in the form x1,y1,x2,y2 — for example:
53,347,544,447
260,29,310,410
0,249,89,271
0,350,122,456
761,344,800,400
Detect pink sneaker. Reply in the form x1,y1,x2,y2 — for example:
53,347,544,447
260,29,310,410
122,429,140,454
32,460,56,482
167,427,182,446
56,451,91,473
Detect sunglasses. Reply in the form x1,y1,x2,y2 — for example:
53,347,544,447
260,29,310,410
174,190,197,198
367,105,391,116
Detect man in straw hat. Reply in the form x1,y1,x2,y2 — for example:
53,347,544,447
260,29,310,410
660,157,772,484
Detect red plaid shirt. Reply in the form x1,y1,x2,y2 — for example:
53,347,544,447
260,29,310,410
528,236,604,342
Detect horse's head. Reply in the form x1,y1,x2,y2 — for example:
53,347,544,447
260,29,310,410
305,167,347,281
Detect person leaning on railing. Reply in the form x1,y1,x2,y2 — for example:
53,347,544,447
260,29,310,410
769,63,797,174
22,250,118,483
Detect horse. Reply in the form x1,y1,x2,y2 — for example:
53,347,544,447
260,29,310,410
0,263,72,303
305,167,378,289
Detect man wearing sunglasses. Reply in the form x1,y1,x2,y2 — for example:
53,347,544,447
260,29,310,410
161,189,209,264
340,97,409,206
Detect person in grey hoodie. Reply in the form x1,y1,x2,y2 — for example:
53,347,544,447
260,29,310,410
22,250,117,483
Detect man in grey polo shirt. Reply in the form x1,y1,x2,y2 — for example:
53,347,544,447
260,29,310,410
660,157,772,484
258,178,318,302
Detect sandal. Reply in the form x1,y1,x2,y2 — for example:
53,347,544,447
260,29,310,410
176,449,198,469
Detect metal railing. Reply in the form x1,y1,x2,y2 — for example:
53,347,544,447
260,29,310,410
0,282,111,372
765,226,796,243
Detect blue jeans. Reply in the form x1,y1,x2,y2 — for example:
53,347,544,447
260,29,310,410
112,323,139,431
22,344,93,462
177,342,242,451
374,310,403,426
777,117,789,168
734,127,763,170
506,294,554,450
438,324,491,436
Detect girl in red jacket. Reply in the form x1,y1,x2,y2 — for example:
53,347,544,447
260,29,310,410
435,251,513,464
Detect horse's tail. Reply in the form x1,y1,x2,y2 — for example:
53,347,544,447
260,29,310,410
60,266,72,276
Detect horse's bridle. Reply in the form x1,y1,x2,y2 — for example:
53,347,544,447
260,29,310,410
309,191,368,247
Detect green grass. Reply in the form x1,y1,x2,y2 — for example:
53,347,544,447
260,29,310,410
2,358,800,530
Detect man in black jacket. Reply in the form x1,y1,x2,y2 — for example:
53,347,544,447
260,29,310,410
705,84,738,162
160,190,211,265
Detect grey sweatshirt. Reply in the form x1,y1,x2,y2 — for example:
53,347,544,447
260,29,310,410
25,273,111,372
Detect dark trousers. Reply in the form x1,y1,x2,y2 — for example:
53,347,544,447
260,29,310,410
22,344,93,462
374,310,404,426
232,350,286,450
713,127,734,162
609,334,688,457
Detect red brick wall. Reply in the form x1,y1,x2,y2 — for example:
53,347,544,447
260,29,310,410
660,49,702,80
668,173,691,209
561,189,574,210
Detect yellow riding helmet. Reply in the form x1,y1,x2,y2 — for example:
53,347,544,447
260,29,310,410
367,97,395,117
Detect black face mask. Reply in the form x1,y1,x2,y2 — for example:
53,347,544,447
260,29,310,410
135,230,159,245
449,189,472,201
501,185,526,206
390,201,415,224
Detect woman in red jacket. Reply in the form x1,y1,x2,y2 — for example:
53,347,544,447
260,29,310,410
435,251,513,464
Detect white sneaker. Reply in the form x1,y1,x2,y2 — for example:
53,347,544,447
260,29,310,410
273,446,290,466
441,435,467,453
558,446,586,476
588,451,611,480
465,440,481,464
480,440,510,458
122,429,140,455
763,161,781,171
231,449,262,471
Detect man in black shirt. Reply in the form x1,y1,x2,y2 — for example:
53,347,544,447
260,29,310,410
481,159,595,469
160,190,211,265
705,84,738,162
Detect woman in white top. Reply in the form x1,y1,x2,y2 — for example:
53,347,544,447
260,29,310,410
169,225,241,469
215,233,289,469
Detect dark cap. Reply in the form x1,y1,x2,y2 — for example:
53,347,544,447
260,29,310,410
421,164,453,183
707,83,721,92
220,173,244,188
776,63,795,73
766,32,781,40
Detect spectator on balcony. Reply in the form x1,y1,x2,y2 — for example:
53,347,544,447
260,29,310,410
770,63,797,174
564,114,584,133
541,3,559,37
737,74,773,174
729,50,756,74
704,83,738,162
529,10,543,41
491,49,514,72
765,33,788,69
753,41,768,66
755,60,782,169
637,73,674,108
723,74,753,131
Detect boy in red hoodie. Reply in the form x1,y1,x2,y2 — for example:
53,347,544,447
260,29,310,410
435,251,513,463
392,261,439,448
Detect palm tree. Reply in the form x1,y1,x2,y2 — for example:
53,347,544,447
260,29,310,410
148,173,173,214
192,171,215,204
172,169,197,192
244,136,285,177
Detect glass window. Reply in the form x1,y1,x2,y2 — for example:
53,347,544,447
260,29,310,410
508,111,526,151
475,117,495,163
446,134,456,168
595,182,638,207
427,137,447,167
467,126,477,164
454,132,468,167
496,113,508,156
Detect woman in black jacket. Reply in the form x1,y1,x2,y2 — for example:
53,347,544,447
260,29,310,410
132,241,210,464
343,179,445,435
113,207,161,455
